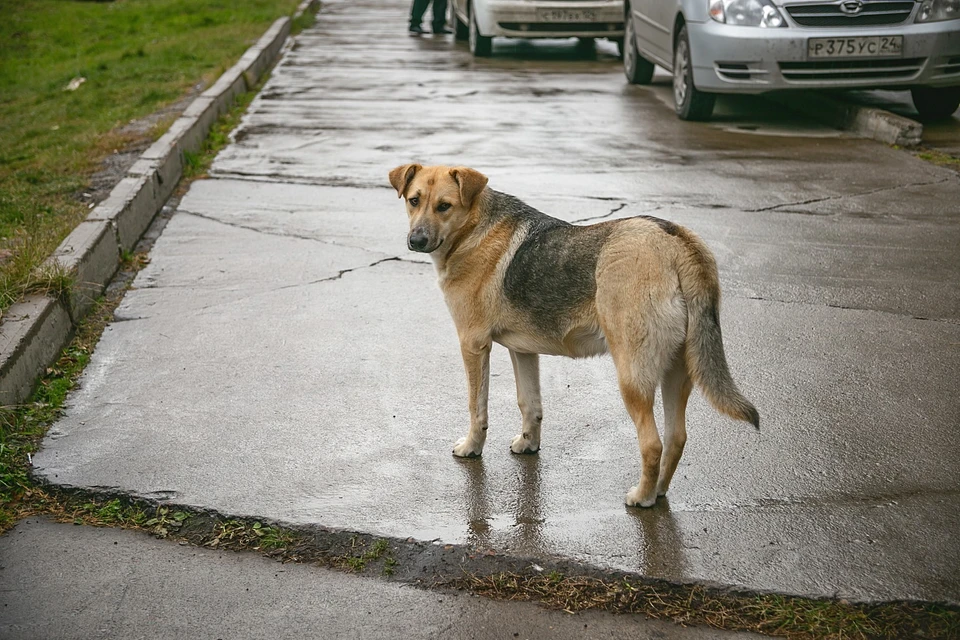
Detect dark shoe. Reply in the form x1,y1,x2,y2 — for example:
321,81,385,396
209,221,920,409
433,26,452,34
409,24,427,34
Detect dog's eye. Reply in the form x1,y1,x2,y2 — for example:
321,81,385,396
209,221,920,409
436,202,452,213
409,197,419,207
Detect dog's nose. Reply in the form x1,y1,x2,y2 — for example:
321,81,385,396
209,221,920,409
408,228,430,252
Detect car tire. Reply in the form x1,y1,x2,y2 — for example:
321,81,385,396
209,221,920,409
455,13,469,41
469,5,492,57
673,25,715,121
911,86,960,121
623,8,654,85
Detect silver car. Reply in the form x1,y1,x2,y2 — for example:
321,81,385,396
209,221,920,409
451,0,625,57
622,0,960,120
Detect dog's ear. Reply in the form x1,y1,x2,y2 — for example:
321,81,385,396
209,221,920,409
450,167,488,209
388,163,422,198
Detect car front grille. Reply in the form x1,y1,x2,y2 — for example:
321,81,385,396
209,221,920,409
716,63,768,82
934,56,960,78
779,57,925,82
784,1,914,27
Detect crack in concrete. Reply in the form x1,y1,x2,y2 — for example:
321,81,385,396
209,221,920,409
745,177,954,213
740,294,959,325
572,202,628,224
177,209,387,255
207,171,389,190
275,255,424,290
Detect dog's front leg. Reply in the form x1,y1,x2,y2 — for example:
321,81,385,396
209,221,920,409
452,339,491,458
508,350,541,454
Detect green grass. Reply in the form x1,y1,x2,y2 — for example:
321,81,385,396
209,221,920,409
340,536,394,572
915,148,960,171
0,0,302,317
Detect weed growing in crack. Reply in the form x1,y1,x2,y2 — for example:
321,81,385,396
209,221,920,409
915,148,960,172
382,557,398,577
143,507,189,538
340,536,393,573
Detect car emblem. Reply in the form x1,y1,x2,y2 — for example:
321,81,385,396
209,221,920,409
839,0,864,14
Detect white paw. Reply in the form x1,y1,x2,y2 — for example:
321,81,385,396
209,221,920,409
625,485,657,508
510,434,540,455
452,437,483,458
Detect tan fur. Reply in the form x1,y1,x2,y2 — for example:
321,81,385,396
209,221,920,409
390,164,758,507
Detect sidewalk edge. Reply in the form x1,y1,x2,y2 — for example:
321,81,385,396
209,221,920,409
767,91,923,147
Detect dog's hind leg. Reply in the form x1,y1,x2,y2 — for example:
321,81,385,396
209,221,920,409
657,354,693,497
508,350,542,454
615,367,661,508
602,317,668,508
598,284,685,506
453,340,491,458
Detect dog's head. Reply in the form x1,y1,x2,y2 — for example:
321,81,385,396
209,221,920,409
388,164,488,254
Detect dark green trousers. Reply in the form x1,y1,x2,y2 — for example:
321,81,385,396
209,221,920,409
410,0,448,30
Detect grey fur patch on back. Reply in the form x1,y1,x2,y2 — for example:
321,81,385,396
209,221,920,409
494,192,615,334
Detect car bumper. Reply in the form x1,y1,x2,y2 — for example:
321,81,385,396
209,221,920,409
686,19,960,94
476,1,624,38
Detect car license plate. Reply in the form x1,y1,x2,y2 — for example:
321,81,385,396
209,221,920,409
536,9,598,22
807,36,903,59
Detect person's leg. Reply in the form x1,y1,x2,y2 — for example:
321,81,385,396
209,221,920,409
431,0,450,32
410,0,430,30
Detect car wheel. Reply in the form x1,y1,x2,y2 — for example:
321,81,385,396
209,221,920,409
455,13,469,40
469,5,492,57
673,25,715,121
623,7,654,85
911,86,960,121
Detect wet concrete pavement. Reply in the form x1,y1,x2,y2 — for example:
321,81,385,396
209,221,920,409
31,0,960,606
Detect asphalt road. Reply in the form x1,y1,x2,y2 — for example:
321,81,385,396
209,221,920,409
30,0,960,606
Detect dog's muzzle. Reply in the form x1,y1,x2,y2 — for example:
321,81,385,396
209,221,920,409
407,228,435,253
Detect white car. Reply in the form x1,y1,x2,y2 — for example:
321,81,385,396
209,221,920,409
451,0,625,57
623,0,960,121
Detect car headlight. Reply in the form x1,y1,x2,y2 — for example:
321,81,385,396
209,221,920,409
708,0,786,27
916,0,960,22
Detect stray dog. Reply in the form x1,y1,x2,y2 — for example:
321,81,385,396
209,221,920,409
388,164,758,507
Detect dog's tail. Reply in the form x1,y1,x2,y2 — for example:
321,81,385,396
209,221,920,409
675,228,759,430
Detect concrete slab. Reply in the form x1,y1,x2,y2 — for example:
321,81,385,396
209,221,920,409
31,0,960,607
1,518,752,640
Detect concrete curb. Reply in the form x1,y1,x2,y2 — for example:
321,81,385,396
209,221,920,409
0,1,322,407
769,91,923,147
0,297,73,407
